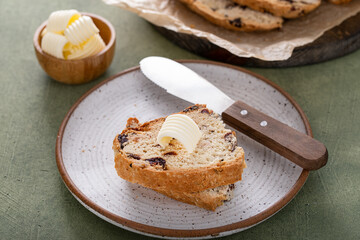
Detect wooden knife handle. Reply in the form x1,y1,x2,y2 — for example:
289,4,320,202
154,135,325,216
222,100,328,170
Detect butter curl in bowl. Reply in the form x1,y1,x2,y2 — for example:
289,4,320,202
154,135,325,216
33,10,116,84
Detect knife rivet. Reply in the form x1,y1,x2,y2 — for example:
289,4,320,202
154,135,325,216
240,110,248,116
260,121,268,127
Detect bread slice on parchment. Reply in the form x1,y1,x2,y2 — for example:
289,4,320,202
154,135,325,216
232,0,321,19
113,104,246,193
178,0,283,31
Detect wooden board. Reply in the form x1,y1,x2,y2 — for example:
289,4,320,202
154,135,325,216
153,13,360,68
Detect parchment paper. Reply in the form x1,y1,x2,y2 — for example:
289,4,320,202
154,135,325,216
104,0,360,61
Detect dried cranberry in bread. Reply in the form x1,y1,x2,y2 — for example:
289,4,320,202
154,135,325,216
178,0,283,31
113,104,246,193
232,0,321,19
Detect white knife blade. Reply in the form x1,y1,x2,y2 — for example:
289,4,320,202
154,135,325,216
140,56,234,114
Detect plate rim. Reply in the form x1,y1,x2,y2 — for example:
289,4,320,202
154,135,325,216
56,60,310,238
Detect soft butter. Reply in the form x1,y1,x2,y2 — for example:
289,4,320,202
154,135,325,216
46,9,81,34
157,114,202,153
41,10,105,60
66,34,105,60
64,16,99,45
41,32,68,59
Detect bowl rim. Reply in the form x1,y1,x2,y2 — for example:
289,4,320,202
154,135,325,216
33,12,116,62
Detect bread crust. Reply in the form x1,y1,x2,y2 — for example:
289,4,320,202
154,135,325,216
114,140,245,192
327,0,352,4
152,185,236,211
178,0,283,32
232,0,321,19
113,105,246,193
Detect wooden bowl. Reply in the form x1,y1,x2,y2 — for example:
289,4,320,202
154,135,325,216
33,13,116,84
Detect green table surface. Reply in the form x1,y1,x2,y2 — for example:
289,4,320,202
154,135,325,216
1,0,359,239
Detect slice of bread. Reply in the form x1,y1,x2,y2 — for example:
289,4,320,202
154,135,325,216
153,184,235,211
232,0,321,19
113,104,246,193
178,0,283,31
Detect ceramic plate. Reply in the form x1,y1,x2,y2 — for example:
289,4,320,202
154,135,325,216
56,60,310,239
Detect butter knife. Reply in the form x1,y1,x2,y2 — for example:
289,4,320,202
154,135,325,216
139,56,328,170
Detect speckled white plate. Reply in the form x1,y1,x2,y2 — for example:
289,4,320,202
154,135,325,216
56,60,310,239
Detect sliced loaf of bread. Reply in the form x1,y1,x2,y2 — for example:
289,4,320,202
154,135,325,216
232,0,321,19
178,0,283,31
113,104,246,193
